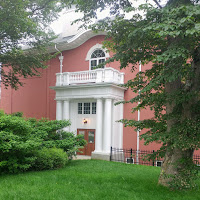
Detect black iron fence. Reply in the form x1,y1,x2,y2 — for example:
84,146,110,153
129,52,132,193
110,147,200,167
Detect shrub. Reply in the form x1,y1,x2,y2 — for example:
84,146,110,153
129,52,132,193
0,114,41,174
11,112,23,117
33,148,68,171
27,119,86,159
50,148,68,168
42,131,86,159
0,111,86,174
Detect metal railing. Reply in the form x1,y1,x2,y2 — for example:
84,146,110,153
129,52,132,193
110,147,200,167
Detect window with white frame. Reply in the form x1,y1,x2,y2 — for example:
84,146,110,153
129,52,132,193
156,161,163,167
78,102,96,114
86,44,110,70
78,103,82,114
92,102,96,114
84,103,90,114
90,49,106,70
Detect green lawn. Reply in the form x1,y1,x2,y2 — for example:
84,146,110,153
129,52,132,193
0,160,199,200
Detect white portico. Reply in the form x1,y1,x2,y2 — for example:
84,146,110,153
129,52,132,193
49,19,126,159
51,68,125,160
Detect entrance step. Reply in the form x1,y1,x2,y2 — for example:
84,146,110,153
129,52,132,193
73,155,91,160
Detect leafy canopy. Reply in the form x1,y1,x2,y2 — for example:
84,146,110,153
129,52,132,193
66,0,200,151
0,0,62,89
65,0,200,188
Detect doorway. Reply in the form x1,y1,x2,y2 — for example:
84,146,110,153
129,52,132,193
77,129,95,156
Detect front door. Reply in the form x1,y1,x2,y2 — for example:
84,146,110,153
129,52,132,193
77,129,95,156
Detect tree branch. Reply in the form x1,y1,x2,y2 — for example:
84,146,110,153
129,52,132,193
31,0,54,15
153,0,163,8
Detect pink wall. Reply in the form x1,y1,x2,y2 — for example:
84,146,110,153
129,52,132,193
0,35,162,152
1,35,198,154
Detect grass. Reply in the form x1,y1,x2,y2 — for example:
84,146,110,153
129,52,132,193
0,160,199,200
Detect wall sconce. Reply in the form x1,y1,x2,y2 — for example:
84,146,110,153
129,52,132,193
83,118,87,124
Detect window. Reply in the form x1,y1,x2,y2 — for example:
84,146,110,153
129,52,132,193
90,49,106,70
126,158,134,164
156,161,163,167
78,103,82,114
92,102,96,114
84,103,90,114
78,102,96,114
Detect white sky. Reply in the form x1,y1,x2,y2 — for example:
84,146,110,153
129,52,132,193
51,0,168,34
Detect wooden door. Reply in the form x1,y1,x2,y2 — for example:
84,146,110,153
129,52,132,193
77,129,95,156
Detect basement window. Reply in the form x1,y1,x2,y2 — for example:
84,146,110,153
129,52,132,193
126,158,134,164
156,161,163,167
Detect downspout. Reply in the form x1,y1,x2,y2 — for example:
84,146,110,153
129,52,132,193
55,44,64,73
136,61,141,164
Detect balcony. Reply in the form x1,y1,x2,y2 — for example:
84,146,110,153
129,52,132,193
56,67,124,86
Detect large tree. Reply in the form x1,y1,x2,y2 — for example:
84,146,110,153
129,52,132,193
0,0,62,89
65,0,200,189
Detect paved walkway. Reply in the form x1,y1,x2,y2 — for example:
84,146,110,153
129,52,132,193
73,155,91,160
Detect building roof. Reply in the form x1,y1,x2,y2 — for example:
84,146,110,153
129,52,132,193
49,29,106,53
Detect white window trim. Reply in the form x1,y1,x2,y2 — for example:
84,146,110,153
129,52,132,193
90,56,106,70
78,102,96,115
126,157,134,164
86,43,110,70
155,160,163,167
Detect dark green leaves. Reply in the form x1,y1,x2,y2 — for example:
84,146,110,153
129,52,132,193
0,0,60,88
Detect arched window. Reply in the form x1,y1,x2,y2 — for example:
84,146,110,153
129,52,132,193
85,44,110,70
90,49,106,70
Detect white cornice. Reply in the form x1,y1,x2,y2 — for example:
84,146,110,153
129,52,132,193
50,82,127,91
48,29,107,53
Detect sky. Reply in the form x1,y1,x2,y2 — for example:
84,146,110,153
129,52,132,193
50,0,168,34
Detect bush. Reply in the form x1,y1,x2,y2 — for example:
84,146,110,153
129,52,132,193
0,111,86,174
33,148,68,171
42,131,86,159
0,114,40,174
27,119,86,160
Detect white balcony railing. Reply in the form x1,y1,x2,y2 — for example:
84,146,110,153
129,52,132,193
56,68,124,86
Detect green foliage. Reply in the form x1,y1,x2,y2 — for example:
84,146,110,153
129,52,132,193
0,112,86,174
169,160,198,190
33,148,68,171
0,114,40,173
67,0,200,189
27,118,86,159
11,112,24,117
0,0,62,89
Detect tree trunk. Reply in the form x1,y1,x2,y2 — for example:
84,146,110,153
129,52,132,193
158,148,194,187
158,46,200,187
158,78,182,186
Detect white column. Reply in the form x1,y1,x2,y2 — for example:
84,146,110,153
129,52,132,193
103,98,112,153
56,100,63,120
119,102,124,149
63,100,70,131
95,98,103,152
